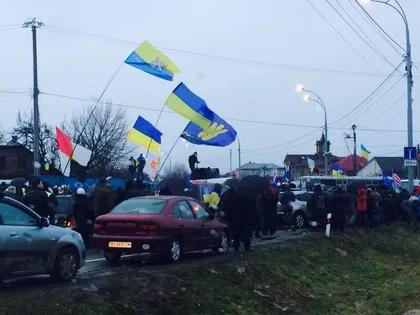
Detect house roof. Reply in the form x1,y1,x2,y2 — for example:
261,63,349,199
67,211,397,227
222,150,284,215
375,157,406,176
359,156,406,177
336,154,368,172
239,163,283,170
284,154,340,166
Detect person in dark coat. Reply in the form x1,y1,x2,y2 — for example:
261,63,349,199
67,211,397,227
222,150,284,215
159,187,173,196
0,182,6,192
382,190,394,226
231,195,253,252
366,189,377,227
188,152,199,179
329,187,350,231
125,180,133,193
92,177,115,218
280,184,296,231
73,188,91,245
23,178,54,219
261,186,278,235
307,185,328,229
136,154,146,181
126,180,147,199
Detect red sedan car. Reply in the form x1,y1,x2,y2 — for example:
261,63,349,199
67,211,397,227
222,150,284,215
93,196,229,264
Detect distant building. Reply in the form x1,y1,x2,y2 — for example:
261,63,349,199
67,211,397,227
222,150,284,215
336,154,368,175
0,136,33,179
237,162,285,178
356,156,406,178
283,133,340,179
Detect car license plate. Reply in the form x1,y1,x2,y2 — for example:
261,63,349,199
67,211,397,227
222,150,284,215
108,241,132,248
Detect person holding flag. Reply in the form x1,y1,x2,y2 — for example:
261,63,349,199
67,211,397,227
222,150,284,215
136,154,146,180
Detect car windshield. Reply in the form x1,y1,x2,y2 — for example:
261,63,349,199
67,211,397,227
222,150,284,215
111,199,167,214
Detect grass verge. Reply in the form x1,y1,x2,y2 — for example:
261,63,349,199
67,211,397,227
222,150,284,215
2,225,420,315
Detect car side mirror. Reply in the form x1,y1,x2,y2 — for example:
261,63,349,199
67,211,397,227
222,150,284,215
40,217,50,228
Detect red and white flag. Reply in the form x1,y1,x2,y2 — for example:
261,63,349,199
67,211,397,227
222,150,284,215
56,127,92,177
393,172,402,187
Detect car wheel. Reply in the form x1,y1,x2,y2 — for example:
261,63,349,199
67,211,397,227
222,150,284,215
293,211,306,229
213,231,229,254
104,252,121,265
51,247,79,282
167,238,182,263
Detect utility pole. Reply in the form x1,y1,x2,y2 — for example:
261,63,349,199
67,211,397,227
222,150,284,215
23,18,44,176
237,137,241,178
417,144,419,179
344,125,357,175
229,149,232,173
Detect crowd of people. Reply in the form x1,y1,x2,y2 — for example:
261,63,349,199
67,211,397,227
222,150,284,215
2,175,420,253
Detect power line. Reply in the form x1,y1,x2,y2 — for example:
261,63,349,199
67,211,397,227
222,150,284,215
327,0,397,69
338,74,404,126
0,24,20,28
39,90,420,134
305,0,382,75
329,58,405,127
43,25,386,79
0,90,30,95
354,0,405,52
347,0,403,55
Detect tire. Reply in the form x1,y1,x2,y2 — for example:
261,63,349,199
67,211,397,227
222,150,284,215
50,247,79,282
213,231,229,254
167,238,182,263
104,252,121,265
293,211,306,229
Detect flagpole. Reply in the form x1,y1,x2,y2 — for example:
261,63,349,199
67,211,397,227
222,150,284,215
145,103,166,159
153,137,180,184
61,62,124,177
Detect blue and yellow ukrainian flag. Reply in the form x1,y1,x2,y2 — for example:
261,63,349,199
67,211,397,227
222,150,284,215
361,144,370,160
127,116,163,153
165,83,214,129
125,41,180,81
43,157,51,171
307,157,315,173
332,164,345,178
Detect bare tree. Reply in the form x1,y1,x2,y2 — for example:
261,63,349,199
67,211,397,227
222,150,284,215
0,126,6,144
13,111,57,163
62,103,132,177
164,162,189,178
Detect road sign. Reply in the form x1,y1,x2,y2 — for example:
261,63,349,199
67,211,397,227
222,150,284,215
404,146,417,159
404,159,418,167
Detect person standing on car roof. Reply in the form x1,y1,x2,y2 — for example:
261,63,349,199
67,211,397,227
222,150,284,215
280,184,296,231
23,178,54,220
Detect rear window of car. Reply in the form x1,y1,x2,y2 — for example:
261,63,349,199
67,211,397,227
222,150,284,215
111,199,167,214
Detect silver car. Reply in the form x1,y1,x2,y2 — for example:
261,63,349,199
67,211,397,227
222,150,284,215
277,191,313,228
0,195,86,282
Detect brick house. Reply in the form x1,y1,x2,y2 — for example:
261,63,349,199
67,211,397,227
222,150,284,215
0,136,33,179
283,133,340,179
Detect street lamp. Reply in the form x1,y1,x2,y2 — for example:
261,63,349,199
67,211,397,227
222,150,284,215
363,0,414,191
297,85,329,175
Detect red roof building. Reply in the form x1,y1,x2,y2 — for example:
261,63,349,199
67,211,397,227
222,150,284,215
336,154,368,174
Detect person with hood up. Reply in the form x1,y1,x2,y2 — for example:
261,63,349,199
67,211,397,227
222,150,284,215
280,184,296,231
329,187,350,231
23,178,54,219
356,187,369,228
408,193,420,230
73,188,92,245
92,177,115,218
307,185,328,229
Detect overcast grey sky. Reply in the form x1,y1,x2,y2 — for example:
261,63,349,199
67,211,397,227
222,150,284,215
0,0,419,173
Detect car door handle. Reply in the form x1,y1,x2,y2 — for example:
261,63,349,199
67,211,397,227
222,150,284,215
180,224,185,228
9,232,19,237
